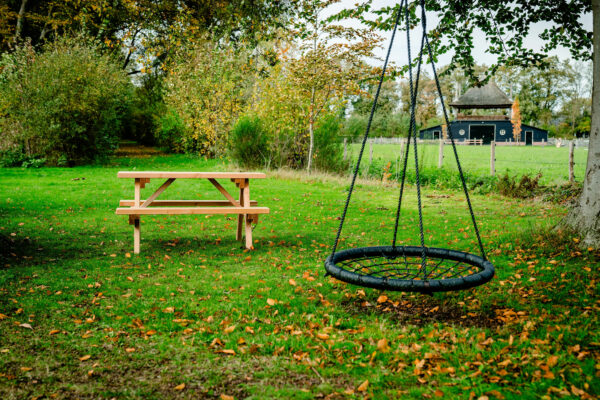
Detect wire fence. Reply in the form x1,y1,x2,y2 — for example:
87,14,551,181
343,138,588,185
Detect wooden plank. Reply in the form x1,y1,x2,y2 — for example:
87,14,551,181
133,218,140,254
140,178,175,208
134,179,141,207
120,200,258,207
208,178,240,207
118,171,266,179
116,207,270,215
236,184,244,241
243,179,252,249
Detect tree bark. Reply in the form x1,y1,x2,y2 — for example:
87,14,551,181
564,0,600,247
14,0,28,42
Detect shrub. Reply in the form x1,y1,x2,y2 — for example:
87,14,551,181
313,115,349,173
155,109,187,152
497,173,542,198
229,114,270,168
0,37,132,165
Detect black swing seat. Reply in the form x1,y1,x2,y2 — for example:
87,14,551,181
325,246,494,293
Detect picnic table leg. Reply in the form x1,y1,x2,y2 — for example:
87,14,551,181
133,218,140,254
237,184,244,241
242,179,253,249
134,178,141,254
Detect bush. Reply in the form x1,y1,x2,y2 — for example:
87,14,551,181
155,109,187,152
229,114,270,168
497,173,542,198
0,37,132,165
313,115,349,173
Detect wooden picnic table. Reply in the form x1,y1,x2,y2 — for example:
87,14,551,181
116,171,269,253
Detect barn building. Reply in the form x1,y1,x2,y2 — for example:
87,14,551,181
420,82,548,145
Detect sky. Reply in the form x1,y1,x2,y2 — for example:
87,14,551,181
334,1,593,73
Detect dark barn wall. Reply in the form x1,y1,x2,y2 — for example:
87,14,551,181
420,121,548,143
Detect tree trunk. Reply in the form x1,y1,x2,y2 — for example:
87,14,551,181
564,0,600,248
14,0,28,42
307,86,316,173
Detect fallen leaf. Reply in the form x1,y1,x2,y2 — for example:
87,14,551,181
357,380,369,392
218,349,236,355
19,323,33,329
174,383,185,391
317,333,330,340
79,355,91,361
163,307,174,313
377,295,388,303
20,367,32,372
266,298,277,306
377,338,390,353
125,347,135,353
220,395,234,400
49,329,60,335
288,279,297,286
0,313,7,320
127,276,134,282
224,325,236,334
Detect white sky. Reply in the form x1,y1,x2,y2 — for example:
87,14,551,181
334,1,593,72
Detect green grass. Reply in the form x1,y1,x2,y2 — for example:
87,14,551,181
0,154,598,399
351,143,588,185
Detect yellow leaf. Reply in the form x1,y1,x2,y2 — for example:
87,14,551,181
125,253,131,258
163,307,174,313
79,355,91,361
316,333,330,340
377,295,388,303
224,325,236,334
127,276,134,282
0,313,7,320
125,347,136,353
266,298,277,306
377,338,390,353
220,395,234,400
174,383,185,391
146,330,157,336
218,349,236,355
20,367,32,372
288,279,297,286
49,329,60,335
357,380,369,392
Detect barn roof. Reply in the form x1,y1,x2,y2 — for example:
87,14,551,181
449,82,513,109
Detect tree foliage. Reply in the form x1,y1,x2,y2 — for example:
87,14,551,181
0,37,132,165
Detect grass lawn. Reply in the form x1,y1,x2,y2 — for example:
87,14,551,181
350,143,588,185
0,154,598,399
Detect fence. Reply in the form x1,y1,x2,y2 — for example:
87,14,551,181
342,138,587,184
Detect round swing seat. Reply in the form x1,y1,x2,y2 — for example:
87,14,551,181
325,246,494,293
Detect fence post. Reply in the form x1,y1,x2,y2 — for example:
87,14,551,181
438,139,444,168
490,140,496,176
343,138,347,161
569,140,575,183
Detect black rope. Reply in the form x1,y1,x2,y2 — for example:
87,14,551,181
330,6,402,256
420,2,487,260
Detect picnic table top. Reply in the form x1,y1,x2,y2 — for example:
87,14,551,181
117,171,267,179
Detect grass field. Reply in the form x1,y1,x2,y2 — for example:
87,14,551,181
0,154,599,399
350,143,588,185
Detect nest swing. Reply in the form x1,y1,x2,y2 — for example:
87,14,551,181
324,0,495,294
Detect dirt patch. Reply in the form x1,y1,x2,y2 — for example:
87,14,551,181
342,294,504,329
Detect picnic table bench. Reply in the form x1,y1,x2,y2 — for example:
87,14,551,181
116,171,269,253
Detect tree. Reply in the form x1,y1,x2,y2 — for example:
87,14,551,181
511,97,522,143
1,0,296,73
290,0,381,173
341,0,599,247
